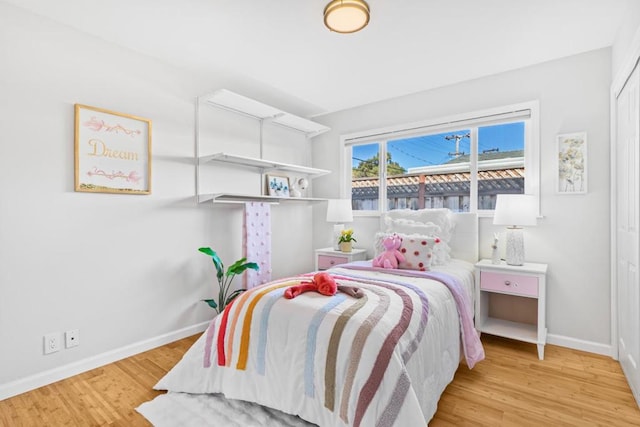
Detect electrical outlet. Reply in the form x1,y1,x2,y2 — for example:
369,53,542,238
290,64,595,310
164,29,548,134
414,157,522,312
65,329,79,348
43,332,61,355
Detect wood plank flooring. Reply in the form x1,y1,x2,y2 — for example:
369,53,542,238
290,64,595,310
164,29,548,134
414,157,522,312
1,334,639,426
431,336,640,426
0,336,198,427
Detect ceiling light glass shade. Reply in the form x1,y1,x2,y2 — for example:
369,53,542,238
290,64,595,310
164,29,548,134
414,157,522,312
324,0,370,34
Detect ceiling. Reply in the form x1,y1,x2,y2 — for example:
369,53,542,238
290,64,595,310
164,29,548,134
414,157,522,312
4,0,632,116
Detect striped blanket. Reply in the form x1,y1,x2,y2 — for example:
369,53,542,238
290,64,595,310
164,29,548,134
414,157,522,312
155,264,482,426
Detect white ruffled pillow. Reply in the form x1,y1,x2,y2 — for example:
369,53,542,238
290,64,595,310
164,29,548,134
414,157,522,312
384,208,455,243
383,216,441,236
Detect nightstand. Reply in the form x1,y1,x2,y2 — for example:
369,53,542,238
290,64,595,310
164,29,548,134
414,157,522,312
315,247,368,271
475,259,548,359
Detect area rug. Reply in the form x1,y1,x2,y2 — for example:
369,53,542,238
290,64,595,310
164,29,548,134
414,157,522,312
137,392,316,427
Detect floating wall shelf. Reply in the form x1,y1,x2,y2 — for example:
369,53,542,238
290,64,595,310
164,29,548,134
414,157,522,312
196,89,331,204
198,193,328,204
203,89,330,137
199,152,330,177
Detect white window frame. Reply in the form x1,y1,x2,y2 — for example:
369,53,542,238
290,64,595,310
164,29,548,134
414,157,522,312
340,101,540,217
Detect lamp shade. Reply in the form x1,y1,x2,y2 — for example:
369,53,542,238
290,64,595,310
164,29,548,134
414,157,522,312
493,194,537,227
326,199,353,223
324,0,370,34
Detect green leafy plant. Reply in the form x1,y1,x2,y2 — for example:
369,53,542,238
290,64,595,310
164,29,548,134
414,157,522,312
198,247,259,314
338,228,357,244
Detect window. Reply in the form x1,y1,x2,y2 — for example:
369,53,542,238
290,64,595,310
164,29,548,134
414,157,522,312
343,102,539,215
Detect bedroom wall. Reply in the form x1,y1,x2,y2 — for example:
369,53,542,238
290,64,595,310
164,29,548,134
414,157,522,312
611,0,640,79
0,3,316,397
312,48,613,355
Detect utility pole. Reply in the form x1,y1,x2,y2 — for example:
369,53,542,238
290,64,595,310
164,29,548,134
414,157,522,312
445,132,470,157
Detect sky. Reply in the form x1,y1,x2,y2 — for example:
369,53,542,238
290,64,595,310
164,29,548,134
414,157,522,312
352,121,525,169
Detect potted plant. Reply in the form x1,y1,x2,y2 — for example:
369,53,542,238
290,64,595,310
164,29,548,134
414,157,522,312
198,247,259,314
338,229,356,252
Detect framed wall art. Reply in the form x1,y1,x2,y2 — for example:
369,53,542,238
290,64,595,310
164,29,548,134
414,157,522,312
266,174,290,197
74,104,152,194
557,132,587,194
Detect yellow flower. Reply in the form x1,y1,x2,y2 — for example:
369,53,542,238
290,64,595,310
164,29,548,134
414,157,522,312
338,228,356,243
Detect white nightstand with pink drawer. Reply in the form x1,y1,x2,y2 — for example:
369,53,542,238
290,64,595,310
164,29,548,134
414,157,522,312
315,247,368,271
475,259,548,359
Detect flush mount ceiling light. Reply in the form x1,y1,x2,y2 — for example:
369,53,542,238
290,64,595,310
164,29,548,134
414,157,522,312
324,0,370,34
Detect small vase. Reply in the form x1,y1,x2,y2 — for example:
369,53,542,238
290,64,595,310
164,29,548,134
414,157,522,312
491,246,500,265
340,241,353,252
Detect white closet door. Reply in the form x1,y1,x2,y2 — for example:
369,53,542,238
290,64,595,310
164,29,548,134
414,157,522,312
617,61,640,401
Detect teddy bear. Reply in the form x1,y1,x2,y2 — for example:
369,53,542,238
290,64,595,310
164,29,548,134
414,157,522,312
372,233,405,269
284,272,337,299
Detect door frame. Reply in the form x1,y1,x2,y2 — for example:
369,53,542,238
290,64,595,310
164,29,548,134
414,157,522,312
611,30,640,361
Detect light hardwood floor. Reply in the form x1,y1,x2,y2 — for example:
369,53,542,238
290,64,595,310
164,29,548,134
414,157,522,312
1,334,639,426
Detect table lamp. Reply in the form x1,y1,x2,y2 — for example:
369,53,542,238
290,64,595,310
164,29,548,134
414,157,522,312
493,194,537,266
326,199,353,250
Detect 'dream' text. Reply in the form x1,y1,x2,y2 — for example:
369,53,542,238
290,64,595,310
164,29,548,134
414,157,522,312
87,139,139,161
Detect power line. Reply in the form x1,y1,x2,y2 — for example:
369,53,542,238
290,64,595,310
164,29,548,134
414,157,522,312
388,142,434,165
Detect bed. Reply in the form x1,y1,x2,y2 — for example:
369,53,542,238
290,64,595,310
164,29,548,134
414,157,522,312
138,210,483,426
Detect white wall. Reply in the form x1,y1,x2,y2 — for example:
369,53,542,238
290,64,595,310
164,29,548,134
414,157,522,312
612,0,640,79
0,3,316,396
312,48,612,354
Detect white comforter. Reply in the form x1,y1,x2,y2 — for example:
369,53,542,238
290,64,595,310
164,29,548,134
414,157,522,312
153,260,478,426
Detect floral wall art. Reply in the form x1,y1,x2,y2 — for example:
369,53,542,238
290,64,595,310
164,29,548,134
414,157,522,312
266,175,290,197
74,104,152,194
557,132,587,194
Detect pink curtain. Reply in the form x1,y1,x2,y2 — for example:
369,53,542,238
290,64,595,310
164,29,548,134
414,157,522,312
243,202,272,289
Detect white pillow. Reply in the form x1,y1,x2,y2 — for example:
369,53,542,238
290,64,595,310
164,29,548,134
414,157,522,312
383,217,441,236
385,209,455,242
373,231,390,257
398,235,441,271
374,231,451,266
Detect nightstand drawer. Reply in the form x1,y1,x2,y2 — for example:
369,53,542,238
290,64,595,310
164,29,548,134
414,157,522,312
480,271,538,297
318,255,349,269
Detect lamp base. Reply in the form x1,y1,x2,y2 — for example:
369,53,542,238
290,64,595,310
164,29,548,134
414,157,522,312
332,224,344,251
505,227,525,266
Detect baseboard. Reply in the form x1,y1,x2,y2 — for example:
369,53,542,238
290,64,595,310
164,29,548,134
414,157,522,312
0,321,209,401
547,333,614,357
0,325,614,401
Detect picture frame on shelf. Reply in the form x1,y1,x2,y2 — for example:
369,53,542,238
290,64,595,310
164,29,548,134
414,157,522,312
266,174,290,197
556,132,587,194
74,104,152,195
